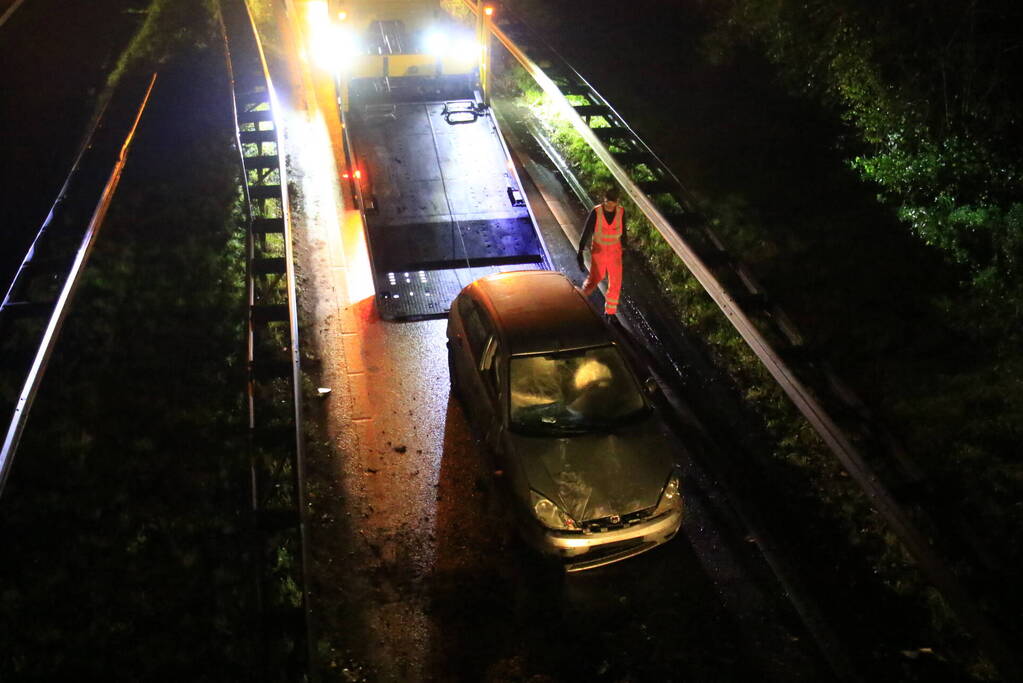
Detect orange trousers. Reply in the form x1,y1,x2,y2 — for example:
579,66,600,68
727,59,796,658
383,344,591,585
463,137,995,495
582,244,622,314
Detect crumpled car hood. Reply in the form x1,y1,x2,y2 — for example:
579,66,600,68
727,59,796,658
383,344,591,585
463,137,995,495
509,417,675,523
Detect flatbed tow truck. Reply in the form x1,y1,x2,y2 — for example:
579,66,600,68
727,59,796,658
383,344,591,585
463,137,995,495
330,0,551,319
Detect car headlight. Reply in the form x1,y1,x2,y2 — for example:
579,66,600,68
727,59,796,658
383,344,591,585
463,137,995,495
531,491,577,531
653,471,682,517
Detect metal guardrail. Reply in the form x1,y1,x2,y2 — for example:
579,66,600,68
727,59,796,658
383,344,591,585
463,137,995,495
220,0,312,678
465,2,1020,680
0,74,156,497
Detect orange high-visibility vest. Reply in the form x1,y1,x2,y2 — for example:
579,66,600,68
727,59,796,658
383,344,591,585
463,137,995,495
593,205,623,247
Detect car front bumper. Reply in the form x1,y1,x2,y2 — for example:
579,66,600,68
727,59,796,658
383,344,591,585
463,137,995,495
531,507,683,572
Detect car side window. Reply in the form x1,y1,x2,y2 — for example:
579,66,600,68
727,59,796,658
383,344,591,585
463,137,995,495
481,336,501,394
493,344,504,394
461,299,488,360
475,309,502,396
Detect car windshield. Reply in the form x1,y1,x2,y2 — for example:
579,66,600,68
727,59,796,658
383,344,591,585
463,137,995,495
509,345,648,435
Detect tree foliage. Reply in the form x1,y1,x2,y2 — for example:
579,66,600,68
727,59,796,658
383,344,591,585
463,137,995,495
707,0,1023,302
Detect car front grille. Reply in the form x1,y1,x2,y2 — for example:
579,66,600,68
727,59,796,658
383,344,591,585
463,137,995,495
582,505,655,533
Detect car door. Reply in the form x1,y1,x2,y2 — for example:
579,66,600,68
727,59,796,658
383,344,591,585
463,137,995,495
476,328,517,490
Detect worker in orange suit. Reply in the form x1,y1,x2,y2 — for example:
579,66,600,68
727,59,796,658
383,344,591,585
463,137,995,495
577,187,626,318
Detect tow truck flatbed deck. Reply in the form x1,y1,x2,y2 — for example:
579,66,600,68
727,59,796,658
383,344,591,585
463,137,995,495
348,99,549,319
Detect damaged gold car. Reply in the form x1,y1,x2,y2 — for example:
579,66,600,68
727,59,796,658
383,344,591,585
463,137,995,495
446,270,683,571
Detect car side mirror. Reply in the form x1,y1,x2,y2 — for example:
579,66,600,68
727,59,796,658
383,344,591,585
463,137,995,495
643,376,660,396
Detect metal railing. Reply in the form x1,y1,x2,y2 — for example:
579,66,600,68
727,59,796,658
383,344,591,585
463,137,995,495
220,0,312,678
0,74,157,496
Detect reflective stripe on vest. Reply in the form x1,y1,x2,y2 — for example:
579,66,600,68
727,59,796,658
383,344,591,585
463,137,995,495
593,205,623,246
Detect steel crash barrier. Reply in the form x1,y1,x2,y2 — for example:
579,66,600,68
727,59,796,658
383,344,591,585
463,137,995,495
0,74,157,495
219,0,312,678
460,2,1020,680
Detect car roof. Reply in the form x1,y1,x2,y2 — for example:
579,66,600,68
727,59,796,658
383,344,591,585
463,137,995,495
473,270,610,356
